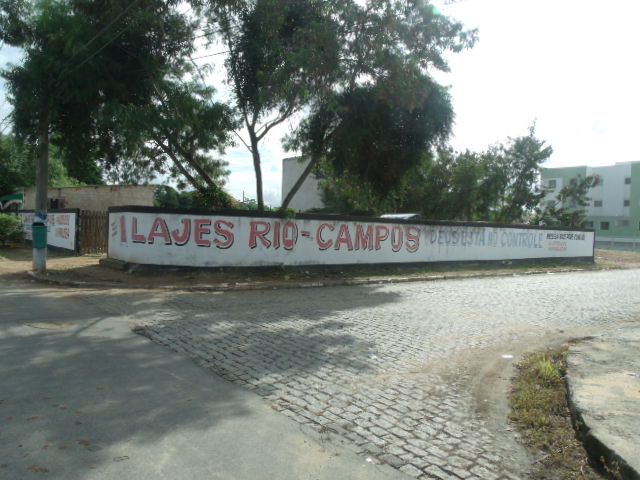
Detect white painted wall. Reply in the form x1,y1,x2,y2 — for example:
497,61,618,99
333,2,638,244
20,211,77,251
281,157,324,211
586,163,631,216
108,211,594,268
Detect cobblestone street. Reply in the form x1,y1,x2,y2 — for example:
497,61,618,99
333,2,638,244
81,269,640,480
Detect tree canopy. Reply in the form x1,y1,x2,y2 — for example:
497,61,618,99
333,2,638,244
535,175,599,227
195,0,476,210
0,133,80,197
0,0,234,203
319,126,554,224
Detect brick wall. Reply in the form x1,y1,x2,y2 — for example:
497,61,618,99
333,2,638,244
23,185,155,211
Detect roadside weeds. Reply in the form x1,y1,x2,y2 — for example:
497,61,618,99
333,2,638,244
509,346,613,480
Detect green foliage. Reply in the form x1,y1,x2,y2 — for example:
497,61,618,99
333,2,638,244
0,133,81,197
238,197,259,210
225,0,340,118
299,76,453,197
0,213,24,245
0,133,32,196
319,125,552,223
191,184,234,209
0,0,215,188
537,356,563,386
509,347,602,480
154,184,236,210
534,175,599,227
492,125,553,223
153,185,195,209
110,79,235,192
198,0,475,210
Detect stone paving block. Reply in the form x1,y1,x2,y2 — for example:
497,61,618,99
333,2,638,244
423,465,459,480
469,465,500,480
103,270,640,480
379,453,405,469
399,464,423,478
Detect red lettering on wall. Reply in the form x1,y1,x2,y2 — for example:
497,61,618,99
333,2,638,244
273,221,281,249
282,221,298,250
375,225,389,250
214,220,234,249
147,217,172,245
194,219,212,247
354,224,373,251
249,221,271,249
391,226,403,252
131,217,146,243
316,223,334,250
120,215,127,242
334,223,353,251
405,226,420,253
171,219,191,246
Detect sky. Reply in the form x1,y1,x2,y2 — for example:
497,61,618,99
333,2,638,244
2,0,640,206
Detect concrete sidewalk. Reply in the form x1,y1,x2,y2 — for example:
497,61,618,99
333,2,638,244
0,281,406,480
566,325,640,479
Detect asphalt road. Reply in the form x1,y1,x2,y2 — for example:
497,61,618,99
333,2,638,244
0,280,406,480
2,268,640,479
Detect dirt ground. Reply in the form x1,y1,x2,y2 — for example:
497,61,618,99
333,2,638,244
1,246,640,289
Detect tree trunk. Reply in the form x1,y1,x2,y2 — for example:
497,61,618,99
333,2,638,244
155,138,202,189
280,154,319,211
248,130,264,211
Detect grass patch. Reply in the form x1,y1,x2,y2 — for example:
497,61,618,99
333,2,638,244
509,347,606,479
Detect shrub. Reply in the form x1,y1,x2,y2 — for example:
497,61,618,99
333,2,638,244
0,213,24,245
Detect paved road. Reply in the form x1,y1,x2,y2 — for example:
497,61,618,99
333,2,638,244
0,280,406,480
3,269,640,479
72,268,640,480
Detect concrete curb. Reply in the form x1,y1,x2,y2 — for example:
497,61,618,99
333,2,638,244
26,265,609,292
566,337,640,480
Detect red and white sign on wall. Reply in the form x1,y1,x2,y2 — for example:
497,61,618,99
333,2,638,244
108,208,594,268
20,210,78,252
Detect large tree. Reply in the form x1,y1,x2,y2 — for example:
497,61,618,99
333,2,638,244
284,72,454,210
535,175,599,227
197,0,475,210
1,0,233,200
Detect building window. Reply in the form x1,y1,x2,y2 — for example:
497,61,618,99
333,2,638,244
624,199,630,207
616,219,629,227
600,221,610,230
582,221,594,228
594,200,603,207
547,179,556,189
625,177,631,184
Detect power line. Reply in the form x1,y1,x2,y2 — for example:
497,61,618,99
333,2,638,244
66,26,129,75
67,0,143,61
191,51,229,61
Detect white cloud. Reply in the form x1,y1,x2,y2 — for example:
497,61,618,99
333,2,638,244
435,0,640,167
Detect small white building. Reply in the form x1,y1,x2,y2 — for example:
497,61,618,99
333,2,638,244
281,157,325,211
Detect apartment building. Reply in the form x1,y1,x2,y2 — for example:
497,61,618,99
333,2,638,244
540,161,640,249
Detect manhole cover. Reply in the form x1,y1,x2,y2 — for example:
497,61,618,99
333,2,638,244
27,322,74,330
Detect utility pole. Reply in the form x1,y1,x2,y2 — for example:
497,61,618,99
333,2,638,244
33,106,49,272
